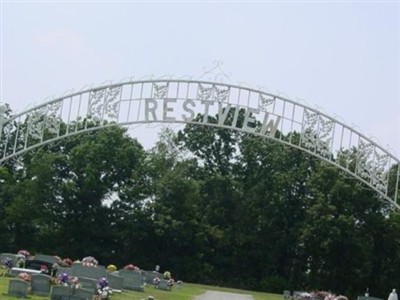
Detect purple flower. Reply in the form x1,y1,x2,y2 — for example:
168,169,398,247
58,272,69,284
3,258,13,269
97,277,109,289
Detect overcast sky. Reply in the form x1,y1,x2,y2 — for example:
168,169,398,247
1,1,399,156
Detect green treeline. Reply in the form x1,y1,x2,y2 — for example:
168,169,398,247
0,109,399,299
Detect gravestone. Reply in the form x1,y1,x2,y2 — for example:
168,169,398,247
0,253,18,266
34,254,59,265
358,297,384,300
156,279,171,291
56,267,72,277
284,290,291,299
118,269,144,291
293,291,307,300
25,259,53,274
31,274,52,296
71,264,106,279
7,279,29,298
73,288,94,300
106,273,124,291
51,285,72,300
78,277,97,292
142,270,161,285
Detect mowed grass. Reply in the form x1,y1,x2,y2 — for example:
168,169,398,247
0,275,282,300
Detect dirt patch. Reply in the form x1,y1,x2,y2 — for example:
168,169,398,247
194,290,253,300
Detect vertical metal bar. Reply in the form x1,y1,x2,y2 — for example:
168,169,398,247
13,122,20,154
175,81,180,100
57,99,64,137
385,156,392,197
371,146,377,186
100,88,107,126
67,97,73,134
196,82,201,100
345,130,353,170
186,82,190,100
2,131,10,159
116,85,123,123
126,83,133,122
339,126,345,151
280,100,286,140
329,122,336,161
289,104,295,144
272,96,276,114
41,106,48,143
24,115,29,149
298,108,306,147
315,115,321,154
76,95,82,133
150,82,154,99
136,83,144,122
85,91,91,131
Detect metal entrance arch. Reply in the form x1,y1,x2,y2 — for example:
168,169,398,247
1,79,399,210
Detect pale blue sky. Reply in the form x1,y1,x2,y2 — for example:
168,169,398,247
1,1,399,155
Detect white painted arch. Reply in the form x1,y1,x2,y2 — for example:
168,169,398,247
1,79,399,210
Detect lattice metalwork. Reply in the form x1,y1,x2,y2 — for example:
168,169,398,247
1,79,399,210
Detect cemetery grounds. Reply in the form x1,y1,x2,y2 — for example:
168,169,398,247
0,275,281,300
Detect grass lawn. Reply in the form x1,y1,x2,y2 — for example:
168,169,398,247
0,275,282,300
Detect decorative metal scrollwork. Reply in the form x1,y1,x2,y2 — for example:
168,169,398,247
316,117,334,158
258,94,275,111
198,84,213,101
213,86,229,102
371,151,389,193
88,86,122,120
153,83,169,99
301,109,333,158
301,109,319,151
198,84,229,102
44,101,62,135
27,109,45,140
356,139,374,181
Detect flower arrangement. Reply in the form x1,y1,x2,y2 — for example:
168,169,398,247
106,264,117,272
82,256,99,267
167,278,175,287
95,277,112,300
2,257,13,270
70,276,81,290
53,272,81,289
153,276,174,288
62,258,73,267
40,264,49,274
153,277,160,286
124,264,139,271
296,291,348,300
17,250,30,258
163,271,171,279
16,254,26,268
18,272,31,282
57,272,70,286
